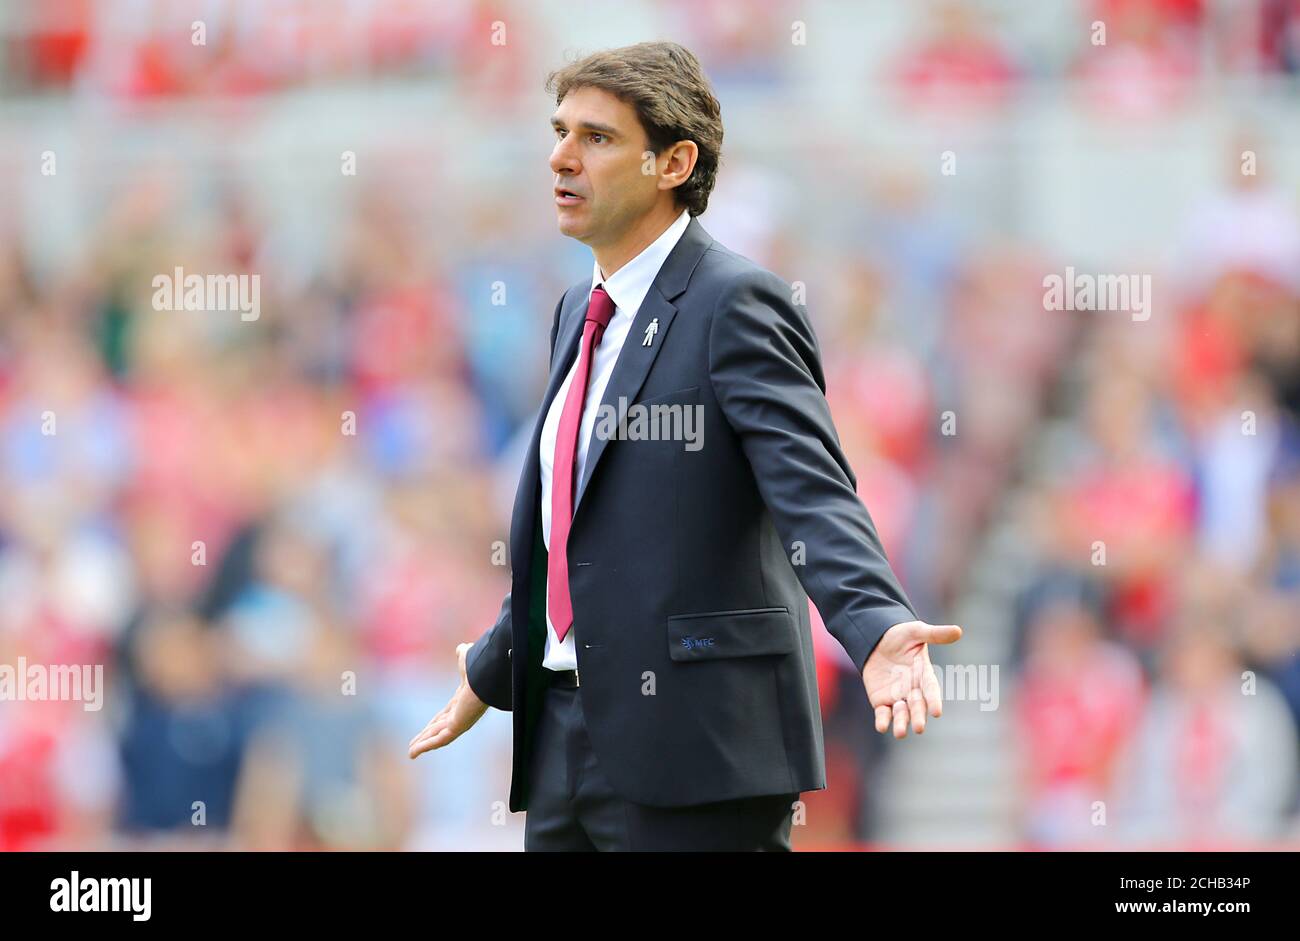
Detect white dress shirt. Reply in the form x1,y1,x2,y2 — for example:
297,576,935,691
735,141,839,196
538,208,692,671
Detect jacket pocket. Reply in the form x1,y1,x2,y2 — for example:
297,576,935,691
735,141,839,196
635,384,700,407
666,606,795,661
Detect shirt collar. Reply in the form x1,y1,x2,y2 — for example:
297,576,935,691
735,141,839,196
588,208,691,315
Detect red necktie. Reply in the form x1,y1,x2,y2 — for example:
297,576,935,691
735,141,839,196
548,285,616,643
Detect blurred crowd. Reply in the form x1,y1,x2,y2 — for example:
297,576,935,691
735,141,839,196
0,0,1298,850
1010,151,1300,847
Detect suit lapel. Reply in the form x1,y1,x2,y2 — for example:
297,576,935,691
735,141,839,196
572,288,677,519
509,286,585,573
513,214,715,560
573,215,714,521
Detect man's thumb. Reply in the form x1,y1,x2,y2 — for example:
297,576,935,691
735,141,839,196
921,624,962,645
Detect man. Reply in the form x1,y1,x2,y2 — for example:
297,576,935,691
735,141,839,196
409,41,962,851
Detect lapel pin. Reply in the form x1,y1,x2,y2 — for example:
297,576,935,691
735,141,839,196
642,318,659,347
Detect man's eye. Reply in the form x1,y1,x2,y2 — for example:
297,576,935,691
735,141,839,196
589,133,605,143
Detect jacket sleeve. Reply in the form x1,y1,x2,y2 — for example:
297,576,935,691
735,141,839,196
707,268,920,676
465,591,514,711
465,289,569,711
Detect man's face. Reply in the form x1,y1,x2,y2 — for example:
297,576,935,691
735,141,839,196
550,86,661,248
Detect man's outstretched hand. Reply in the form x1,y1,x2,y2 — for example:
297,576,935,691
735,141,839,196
863,621,963,739
408,642,489,759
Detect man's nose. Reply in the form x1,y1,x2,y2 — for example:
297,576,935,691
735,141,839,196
550,136,579,175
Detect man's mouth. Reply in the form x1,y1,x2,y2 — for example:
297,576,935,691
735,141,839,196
555,187,584,206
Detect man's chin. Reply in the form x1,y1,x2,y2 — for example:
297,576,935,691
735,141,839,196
556,213,592,242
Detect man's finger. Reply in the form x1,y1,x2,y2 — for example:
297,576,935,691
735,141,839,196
889,663,908,703
408,706,449,748
909,655,928,731
874,704,891,733
409,736,438,759
908,687,926,734
892,699,908,739
411,714,449,747
410,724,452,758
408,719,435,749
410,724,443,753
922,656,944,718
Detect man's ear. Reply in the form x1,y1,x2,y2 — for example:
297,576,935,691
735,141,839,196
656,140,698,193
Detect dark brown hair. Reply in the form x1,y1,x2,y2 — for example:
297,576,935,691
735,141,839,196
546,42,723,217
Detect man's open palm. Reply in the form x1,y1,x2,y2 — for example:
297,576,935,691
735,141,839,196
863,621,962,738
408,642,488,759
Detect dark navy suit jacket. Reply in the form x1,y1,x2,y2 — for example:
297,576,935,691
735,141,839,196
466,214,920,812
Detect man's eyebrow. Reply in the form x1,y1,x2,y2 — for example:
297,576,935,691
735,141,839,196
549,116,620,137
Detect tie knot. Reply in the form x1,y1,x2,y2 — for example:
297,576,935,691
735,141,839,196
586,285,615,333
